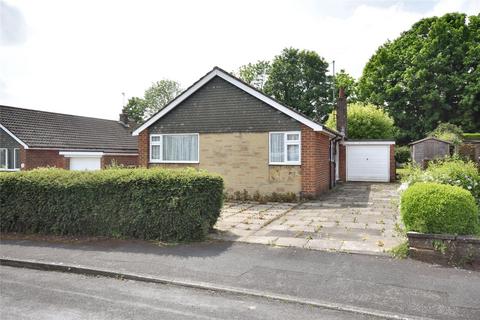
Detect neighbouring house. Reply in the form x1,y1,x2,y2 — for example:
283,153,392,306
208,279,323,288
0,105,138,171
132,67,395,198
409,137,452,169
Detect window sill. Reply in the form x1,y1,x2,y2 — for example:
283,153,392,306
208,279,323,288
269,162,301,166
149,161,199,164
0,169,20,172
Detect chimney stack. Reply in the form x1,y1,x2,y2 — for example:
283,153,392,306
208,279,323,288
336,87,347,136
119,113,129,126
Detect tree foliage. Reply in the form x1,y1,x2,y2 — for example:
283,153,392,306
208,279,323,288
264,48,333,121
237,60,270,91
428,122,464,146
358,13,480,143
325,103,396,139
238,48,335,121
335,69,358,102
122,79,182,122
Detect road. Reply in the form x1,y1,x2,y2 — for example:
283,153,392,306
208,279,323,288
0,266,376,320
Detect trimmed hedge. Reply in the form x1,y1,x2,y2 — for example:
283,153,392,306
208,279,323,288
401,182,479,235
0,168,224,241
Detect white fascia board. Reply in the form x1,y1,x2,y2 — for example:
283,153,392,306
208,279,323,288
0,123,29,149
343,141,395,145
59,151,104,158
132,68,325,136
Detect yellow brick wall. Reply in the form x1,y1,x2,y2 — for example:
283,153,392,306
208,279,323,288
149,132,301,195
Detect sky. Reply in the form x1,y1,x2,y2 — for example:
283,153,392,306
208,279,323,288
1,0,479,120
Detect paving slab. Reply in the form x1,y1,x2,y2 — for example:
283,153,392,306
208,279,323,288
212,183,404,255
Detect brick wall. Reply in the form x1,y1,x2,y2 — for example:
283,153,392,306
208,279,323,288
138,129,149,167
301,125,331,197
24,149,68,170
390,144,396,182
102,155,138,168
338,144,346,182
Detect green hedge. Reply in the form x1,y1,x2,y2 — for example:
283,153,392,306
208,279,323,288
0,168,224,241
401,183,479,235
463,133,480,140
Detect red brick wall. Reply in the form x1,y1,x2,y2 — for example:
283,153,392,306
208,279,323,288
390,144,396,182
102,155,138,168
301,125,331,197
138,129,149,167
24,149,68,170
338,144,346,182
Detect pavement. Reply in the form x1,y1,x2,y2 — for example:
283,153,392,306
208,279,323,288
212,182,404,254
1,238,479,319
1,266,374,320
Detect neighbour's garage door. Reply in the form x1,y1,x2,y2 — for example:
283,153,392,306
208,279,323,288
346,145,389,182
69,157,101,171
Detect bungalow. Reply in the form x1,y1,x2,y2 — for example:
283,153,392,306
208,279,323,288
0,105,138,171
133,67,395,197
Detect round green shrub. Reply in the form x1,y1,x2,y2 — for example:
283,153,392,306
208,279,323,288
394,146,410,164
401,182,479,235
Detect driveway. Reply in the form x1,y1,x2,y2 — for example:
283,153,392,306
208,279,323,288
211,183,404,254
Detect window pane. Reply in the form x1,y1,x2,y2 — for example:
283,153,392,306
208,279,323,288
163,135,198,161
0,149,6,169
286,133,299,141
270,133,284,162
287,144,299,162
151,136,161,142
14,149,20,169
151,145,161,160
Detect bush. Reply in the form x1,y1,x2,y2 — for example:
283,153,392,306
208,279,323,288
463,133,480,140
395,146,410,164
0,168,224,241
429,122,463,146
325,103,396,139
401,158,480,206
426,158,480,205
401,183,479,235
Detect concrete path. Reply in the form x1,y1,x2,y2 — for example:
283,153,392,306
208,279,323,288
212,183,404,254
1,239,479,320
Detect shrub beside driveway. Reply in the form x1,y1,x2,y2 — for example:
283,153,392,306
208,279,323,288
0,168,223,241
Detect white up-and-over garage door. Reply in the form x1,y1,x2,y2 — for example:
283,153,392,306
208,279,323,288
345,142,393,182
59,151,103,171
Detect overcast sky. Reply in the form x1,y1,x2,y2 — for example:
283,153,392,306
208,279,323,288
1,0,479,120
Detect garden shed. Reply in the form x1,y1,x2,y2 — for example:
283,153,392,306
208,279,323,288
409,137,451,168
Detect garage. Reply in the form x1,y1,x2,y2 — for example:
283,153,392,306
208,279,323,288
59,152,103,171
345,141,394,182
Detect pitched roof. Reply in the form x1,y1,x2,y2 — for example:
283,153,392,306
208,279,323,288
408,137,453,146
132,67,342,137
0,105,137,153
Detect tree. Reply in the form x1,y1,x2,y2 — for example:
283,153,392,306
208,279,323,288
237,60,270,91
335,69,358,103
325,103,396,139
429,122,464,146
122,79,182,122
358,13,480,143
263,48,333,121
143,80,183,118
122,97,146,123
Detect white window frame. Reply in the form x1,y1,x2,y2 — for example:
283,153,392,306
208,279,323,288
13,148,20,170
0,148,8,170
149,133,200,164
269,131,301,165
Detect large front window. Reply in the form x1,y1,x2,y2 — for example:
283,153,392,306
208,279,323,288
269,131,301,165
150,134,199,163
